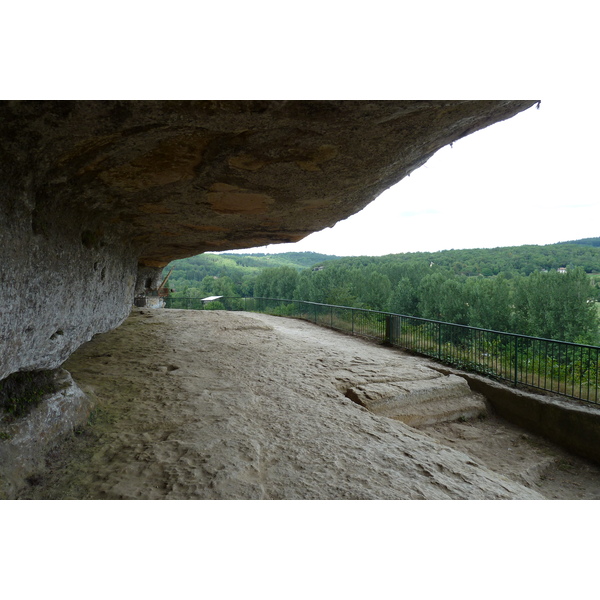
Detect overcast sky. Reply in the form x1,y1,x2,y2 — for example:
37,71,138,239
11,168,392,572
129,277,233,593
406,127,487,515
223,97,599,256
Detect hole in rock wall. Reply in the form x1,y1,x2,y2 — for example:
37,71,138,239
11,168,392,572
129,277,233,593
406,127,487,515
31,208,45,236
81,229,104,250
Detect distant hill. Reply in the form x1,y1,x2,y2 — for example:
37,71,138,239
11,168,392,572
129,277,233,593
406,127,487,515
162,251,340,297
217,251,340,269
557,237,600,247
309,242,600,277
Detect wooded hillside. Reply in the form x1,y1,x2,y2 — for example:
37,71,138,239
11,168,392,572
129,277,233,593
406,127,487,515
162,240,600,344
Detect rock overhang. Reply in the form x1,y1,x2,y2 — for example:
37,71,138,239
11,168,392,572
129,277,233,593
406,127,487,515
0,100,538,380
0,100,537,266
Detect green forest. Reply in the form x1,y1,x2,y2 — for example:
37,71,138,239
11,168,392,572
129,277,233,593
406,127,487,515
162,240,600,345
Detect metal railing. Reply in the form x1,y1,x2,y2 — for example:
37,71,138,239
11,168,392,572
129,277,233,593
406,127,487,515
163,296,600,405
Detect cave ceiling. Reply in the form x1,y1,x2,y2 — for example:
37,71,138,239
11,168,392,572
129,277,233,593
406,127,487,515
0,100,537,266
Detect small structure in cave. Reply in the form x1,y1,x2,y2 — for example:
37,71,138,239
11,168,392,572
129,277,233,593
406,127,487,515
134,266,175,308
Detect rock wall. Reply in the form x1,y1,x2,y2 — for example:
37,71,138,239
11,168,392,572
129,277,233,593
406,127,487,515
0,195,138,380
0,100,537,380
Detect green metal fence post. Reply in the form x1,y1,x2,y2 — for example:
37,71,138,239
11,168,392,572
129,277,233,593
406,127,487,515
514,336,519,386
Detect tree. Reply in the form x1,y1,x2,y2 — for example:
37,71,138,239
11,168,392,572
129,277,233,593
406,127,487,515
465,275,513,332
439,278,469,325
512,268,599,343
349,270,392,310
389,277,420,316
418,272,449,320
205,300,226,310
193,275,238,298
254,266,298,299
272,267,299,299
293,271,316,302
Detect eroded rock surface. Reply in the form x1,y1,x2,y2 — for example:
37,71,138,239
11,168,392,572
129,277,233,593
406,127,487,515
16,309,542,499
345,374,488,426
0,100,537,379
0,369,93,498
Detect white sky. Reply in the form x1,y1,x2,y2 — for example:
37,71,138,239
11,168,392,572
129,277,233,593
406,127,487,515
224,97,600,256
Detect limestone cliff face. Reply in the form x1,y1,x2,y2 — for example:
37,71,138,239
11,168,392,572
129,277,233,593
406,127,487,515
0,100,536,379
